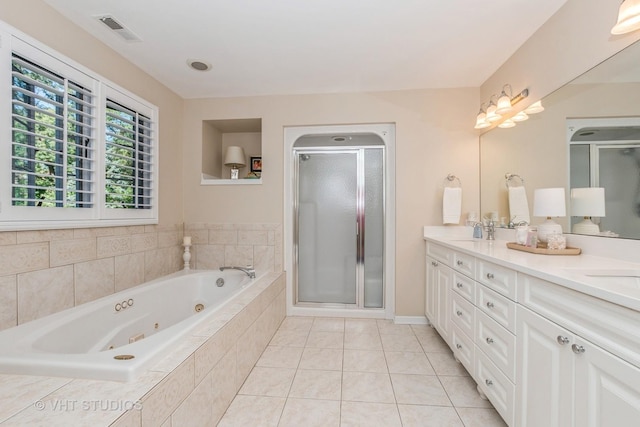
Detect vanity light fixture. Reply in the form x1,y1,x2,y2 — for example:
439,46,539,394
474,103,491,129
611,0,640,35
524,100,544,114
496,85,514,115
486,95,502,123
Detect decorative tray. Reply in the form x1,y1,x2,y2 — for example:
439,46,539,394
506,242,582,255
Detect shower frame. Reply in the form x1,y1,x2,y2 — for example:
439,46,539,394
284,124,396,319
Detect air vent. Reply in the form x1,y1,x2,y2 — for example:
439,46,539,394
96,15,142,42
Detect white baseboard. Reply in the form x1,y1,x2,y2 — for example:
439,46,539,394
394,315,429,325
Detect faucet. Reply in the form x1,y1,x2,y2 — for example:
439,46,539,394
486,219,496,240
219,266,256,279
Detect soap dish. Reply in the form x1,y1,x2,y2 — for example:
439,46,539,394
506,242,581,255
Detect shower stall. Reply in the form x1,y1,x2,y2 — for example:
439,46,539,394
284,124,395,318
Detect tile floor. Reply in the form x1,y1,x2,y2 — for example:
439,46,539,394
217,317,507,427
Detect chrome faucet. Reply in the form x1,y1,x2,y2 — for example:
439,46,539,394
486,219,496,240
219,266,256,278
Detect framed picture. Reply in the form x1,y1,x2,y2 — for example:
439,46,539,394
250,156,262,172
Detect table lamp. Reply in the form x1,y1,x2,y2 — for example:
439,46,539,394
570,187,605,235
533,188,566,243
224,146,246,179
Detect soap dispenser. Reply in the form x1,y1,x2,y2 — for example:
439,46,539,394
473,223,483,239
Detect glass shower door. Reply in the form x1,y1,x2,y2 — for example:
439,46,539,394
297,151,358,304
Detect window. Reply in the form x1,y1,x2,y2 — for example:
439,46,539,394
0,27,158,229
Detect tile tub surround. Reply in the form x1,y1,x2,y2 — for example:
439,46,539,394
218,317,507,427
0,224,184,331
0,271,286,426
184,223,283,274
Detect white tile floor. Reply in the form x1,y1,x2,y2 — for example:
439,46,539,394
218,317,507,427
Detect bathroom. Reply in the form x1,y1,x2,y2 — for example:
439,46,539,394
1,0,640,426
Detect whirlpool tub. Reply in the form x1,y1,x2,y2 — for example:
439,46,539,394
0,269,260,382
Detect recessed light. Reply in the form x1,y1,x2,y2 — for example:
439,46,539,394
187,60,212,72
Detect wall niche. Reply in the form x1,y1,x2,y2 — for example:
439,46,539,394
201,118,262,185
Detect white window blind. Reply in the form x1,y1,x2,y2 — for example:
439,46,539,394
11,54,95,208
105,99,153,210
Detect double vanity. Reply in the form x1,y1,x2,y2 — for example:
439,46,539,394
423,227,640,427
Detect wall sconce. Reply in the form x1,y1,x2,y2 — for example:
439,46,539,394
570,187,606,235
611,0,640,35
224,146,246,179
474,85,542,130
533,187,566,242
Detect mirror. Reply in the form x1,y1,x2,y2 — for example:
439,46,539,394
480,39,640,240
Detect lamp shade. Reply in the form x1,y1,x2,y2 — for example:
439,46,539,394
611,0,640,35
524,100,544,114
570,187,606,217
495,91,513,115
533,188,566,217
224,146,246,167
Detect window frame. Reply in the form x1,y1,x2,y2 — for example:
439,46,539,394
0,23,159,230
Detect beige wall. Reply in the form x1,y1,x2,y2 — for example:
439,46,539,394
0,0,185,227
183,89,480,316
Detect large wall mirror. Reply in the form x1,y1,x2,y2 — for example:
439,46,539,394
480,39,640,240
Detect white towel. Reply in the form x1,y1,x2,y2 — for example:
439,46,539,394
442,187,462,224
508,186,530,225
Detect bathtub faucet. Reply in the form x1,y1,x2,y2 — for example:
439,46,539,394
219,266,256,279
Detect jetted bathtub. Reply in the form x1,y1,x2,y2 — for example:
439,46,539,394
0,269,259,382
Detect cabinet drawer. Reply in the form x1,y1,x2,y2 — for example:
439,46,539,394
452,291,475,338
451,324,474,376
476,285,516,334
476,349,515,427
426,242,453,266
476,260,517,300
476,309,516,382
452,251,475,278
452,271,476,303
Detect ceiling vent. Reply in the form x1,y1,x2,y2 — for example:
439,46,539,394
96,15,142,42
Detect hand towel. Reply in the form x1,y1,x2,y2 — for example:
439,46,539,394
508,186,531,225
442,187,462,224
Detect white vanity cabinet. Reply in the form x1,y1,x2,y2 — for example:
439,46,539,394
425,245,453,345
517,273,640,427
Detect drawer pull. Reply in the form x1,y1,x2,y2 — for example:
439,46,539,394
432,261,438,267
456,343,462,349
485,379,493,386
572,344,586,354
486,301,495,309
456,310,463,317
457,260,463,266
486,337,494,344
486,273,494,279
456,282,463,288
557,336,570,345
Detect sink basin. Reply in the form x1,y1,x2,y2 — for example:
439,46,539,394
565,269,640,290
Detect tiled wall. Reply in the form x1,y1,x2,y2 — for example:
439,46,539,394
184,223,283,273
0,224,184,332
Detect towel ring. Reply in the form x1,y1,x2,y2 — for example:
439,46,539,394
444,174,462,188
505,173,524,188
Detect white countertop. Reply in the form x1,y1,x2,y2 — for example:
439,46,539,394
424,226,640,313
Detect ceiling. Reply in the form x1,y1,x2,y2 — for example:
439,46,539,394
43,0,568,99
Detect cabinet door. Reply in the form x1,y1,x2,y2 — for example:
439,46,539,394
425,257,438,324
574,336,640,427
516,306,574,427
435,263,453,345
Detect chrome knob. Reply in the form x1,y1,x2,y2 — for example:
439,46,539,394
456,310,463,317
486,273,494,279
456,343,462,349
486,301,495,309
486,337,494,344
572,344,586,354
457,260,463,266
557,336,570,345
485,379,493,386
456,282,463,288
